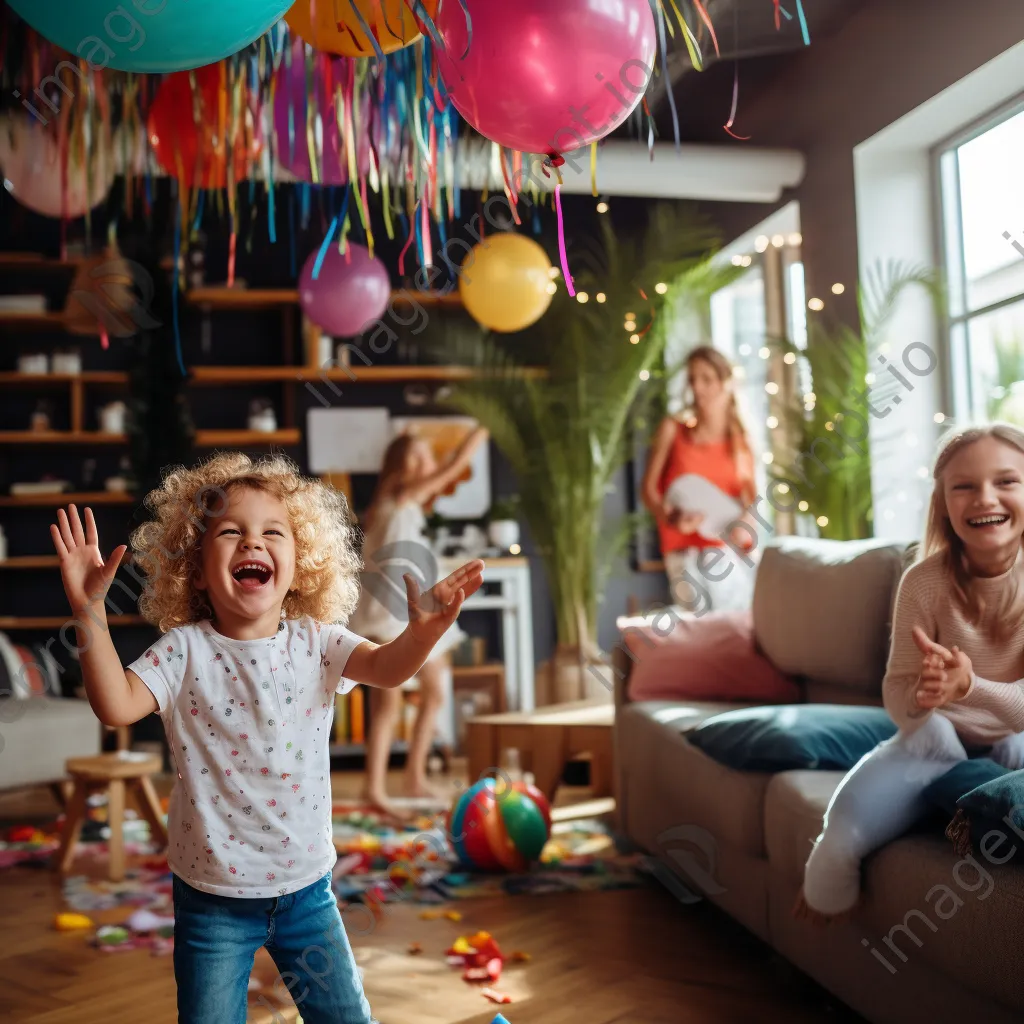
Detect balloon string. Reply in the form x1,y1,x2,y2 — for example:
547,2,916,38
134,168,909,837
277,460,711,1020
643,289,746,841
228,230,237,287
100,327,110,351
691,0,720,56
313,215,340,280
398,208,416,277
794,0,811,45
590,142,598,197
554,184,574,297
347,0,386,62
723,62,750,140
655,2,682,150
172,198,186,377
420,198,432,268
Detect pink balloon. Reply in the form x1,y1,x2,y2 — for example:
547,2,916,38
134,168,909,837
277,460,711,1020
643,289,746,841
0,115,114,218
436,0,656,158
299,242,391,337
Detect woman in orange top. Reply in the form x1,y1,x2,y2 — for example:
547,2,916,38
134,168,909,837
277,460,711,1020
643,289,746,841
642,346,758,613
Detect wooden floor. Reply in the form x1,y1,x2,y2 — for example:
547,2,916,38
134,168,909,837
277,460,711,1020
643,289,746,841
0,769,862,1024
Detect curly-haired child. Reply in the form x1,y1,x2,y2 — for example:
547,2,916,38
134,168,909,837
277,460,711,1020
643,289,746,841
50,452,483,1024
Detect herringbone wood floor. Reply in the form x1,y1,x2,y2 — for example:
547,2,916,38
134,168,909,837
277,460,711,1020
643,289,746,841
0,770,862,1024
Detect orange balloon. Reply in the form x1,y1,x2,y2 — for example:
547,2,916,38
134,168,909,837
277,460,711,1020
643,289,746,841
285,0,436,57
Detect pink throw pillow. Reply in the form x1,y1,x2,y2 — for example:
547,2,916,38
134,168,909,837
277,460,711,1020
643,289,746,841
620,609,801,704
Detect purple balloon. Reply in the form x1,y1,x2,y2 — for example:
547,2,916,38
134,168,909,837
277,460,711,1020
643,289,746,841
274,43,349,185
299,242,391,338
436,0,656,157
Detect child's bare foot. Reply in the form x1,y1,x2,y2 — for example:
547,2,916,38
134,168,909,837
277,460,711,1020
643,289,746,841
403,777,452,804
361,790,414,824
792,889,857,925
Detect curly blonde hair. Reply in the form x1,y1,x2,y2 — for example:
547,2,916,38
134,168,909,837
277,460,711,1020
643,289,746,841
130,453,361,633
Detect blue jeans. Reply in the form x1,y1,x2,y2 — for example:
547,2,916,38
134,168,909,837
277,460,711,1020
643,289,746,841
172,872,375,1024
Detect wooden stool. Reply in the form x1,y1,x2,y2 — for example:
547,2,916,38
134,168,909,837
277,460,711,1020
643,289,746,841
56,752,168,881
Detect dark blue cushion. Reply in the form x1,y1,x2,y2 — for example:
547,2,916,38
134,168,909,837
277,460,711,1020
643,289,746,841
923,759,1010,817
951,769,1024,862
686,704,897,772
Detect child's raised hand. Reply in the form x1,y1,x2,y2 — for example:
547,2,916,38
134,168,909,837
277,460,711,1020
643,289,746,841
911,626,973,709
403,560,485,647
51,505,128,613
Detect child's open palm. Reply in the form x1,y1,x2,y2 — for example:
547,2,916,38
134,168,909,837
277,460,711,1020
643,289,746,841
51,505,128,612
403,559,485,647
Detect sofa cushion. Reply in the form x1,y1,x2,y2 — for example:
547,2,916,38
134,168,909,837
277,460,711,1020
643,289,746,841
946,767,1024,865
764,769,845,879
753,537,908,696
621,609,802,704
617,701,771,857
687,704,897,772
924,758,1010,818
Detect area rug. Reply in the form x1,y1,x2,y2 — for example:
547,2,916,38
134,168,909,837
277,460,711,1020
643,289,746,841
62,864,173,913
330,805,644,905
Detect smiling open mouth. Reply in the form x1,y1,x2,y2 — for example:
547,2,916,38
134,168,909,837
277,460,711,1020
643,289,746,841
966,514,1009,528
231,561,274,589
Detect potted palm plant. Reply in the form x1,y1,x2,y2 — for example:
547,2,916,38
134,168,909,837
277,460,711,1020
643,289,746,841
439,204,739,703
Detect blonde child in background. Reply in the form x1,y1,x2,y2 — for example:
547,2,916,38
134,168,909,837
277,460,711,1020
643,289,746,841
800,424,1024,918
351,426,489,819
50,453,483,1024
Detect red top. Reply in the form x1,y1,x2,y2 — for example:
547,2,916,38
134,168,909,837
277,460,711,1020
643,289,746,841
657,423,750,554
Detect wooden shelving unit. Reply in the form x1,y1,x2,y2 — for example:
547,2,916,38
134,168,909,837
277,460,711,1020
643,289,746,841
190,365,502,384
0,615,146,630
0,556,61,569
0,491,135,508
0,311,67,330
194,428,301,448
186,286,464,311
0,372,127,386
0,431,126,445
0,253,81,270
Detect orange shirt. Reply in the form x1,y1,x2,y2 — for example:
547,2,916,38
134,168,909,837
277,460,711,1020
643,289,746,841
657,423,749,554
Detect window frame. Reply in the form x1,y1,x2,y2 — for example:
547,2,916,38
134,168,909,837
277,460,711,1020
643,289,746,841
934,93,1024,421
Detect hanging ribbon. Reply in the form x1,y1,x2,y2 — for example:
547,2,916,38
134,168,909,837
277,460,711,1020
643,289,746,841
554,183,574,297
690,0,720,57
313,214,340,280
795,0,811,45
590,142,598,197
723,62,750,140
346,0,386,63
654,2,681,150
172,197,186,377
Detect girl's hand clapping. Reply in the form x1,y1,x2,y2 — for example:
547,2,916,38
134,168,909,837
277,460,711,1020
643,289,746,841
911,626,973,710
403,559,485,648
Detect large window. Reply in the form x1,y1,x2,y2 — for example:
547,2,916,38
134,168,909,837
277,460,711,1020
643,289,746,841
939,102,1024,423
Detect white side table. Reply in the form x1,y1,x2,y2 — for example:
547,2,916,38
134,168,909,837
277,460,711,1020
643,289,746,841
440,556,535,712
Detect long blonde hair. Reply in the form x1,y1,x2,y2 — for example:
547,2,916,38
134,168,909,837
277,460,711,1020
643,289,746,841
684,345,756,494
131,453,361,632
923,422,1024,637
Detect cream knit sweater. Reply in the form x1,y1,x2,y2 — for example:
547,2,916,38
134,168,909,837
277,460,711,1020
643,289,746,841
884,550,1024,745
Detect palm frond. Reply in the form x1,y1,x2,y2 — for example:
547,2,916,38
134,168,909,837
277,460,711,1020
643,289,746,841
433,202,726,646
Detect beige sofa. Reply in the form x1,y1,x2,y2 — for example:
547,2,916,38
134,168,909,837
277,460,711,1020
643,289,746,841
614,536,1024,1024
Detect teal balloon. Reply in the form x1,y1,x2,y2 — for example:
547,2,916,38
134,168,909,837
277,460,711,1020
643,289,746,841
8,0,294,73
499,791,549,863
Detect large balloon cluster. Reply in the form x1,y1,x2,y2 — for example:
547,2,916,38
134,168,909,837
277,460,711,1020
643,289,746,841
0,0,668,334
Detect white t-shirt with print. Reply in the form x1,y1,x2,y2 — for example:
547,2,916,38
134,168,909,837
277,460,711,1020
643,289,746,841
130,617,365,898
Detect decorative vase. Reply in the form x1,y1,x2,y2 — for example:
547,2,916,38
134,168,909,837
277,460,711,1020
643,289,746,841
539,644,614,705
488,520,520,552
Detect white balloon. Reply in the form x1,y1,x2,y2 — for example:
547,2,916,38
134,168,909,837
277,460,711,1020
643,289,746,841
0,116,114,219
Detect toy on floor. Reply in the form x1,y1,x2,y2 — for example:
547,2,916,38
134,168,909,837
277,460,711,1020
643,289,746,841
447,930,505,983
448,778,552,872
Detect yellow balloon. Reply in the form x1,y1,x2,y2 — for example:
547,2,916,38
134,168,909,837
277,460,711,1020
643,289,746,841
285,0,433,57
460,234,554,333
